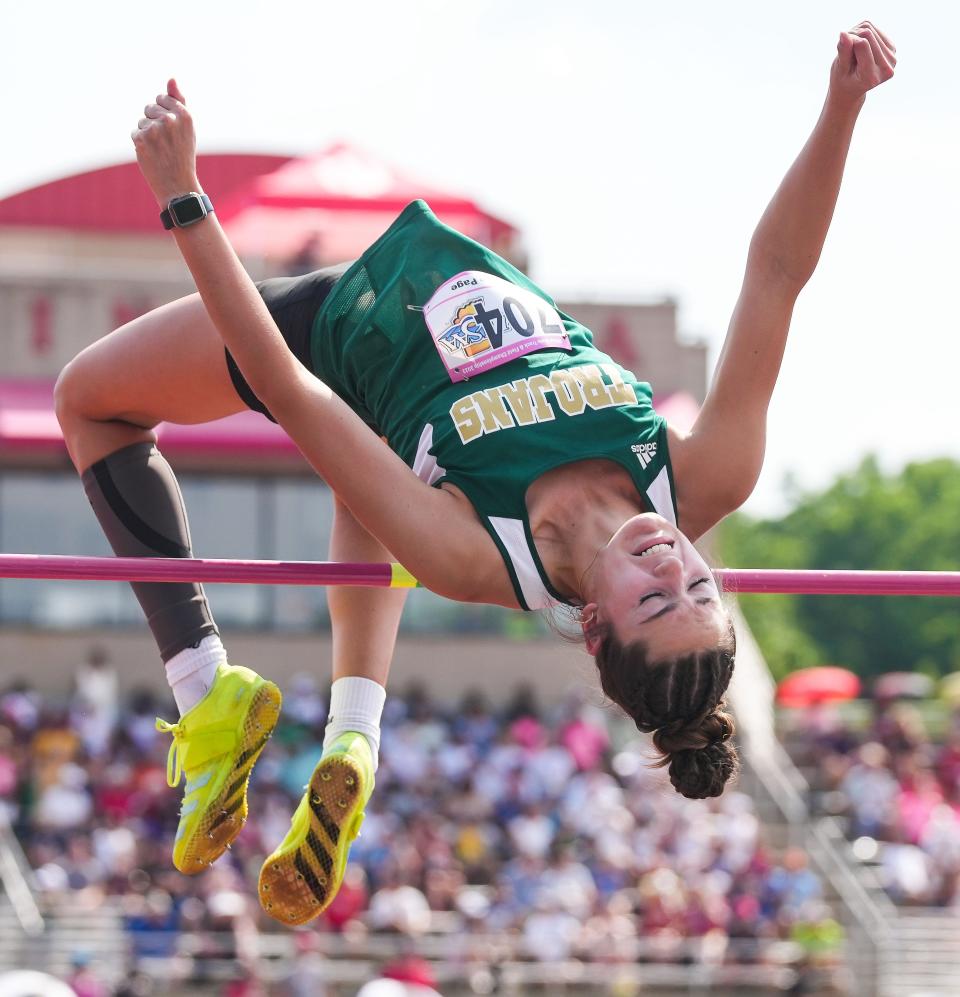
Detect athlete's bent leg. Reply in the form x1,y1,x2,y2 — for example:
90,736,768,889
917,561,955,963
55,293,281,873
259,494,407,925
55,293,247,669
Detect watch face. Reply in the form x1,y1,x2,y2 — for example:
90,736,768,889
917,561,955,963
172,195,206,225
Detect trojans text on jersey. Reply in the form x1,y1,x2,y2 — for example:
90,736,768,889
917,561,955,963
450,363,638,445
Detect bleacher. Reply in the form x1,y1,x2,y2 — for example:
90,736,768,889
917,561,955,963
2,658,846,996
0,608,957,996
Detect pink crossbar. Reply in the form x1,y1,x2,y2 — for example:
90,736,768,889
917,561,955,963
715,569,960,597
2,554,960,596
0,554,396,587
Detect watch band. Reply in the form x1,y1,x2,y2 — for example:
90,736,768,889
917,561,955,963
160,193,214,231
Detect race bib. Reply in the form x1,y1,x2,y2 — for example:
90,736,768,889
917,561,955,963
423,270,571,382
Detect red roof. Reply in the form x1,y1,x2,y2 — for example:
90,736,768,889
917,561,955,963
0,154,293,233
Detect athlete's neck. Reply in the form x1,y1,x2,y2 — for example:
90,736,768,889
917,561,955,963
526,461,645,602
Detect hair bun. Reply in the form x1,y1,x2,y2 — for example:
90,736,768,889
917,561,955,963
652,708,739,799
651,710,733,756
667,741,739,799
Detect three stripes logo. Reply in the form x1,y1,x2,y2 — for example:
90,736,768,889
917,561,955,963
632,442,658,469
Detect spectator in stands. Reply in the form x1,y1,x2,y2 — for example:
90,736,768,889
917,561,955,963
367,863,431,935
896,765,944,844
65,951,110,997
321,864,369,932
356,953,441,997
71,646,118,759
765,847,822,920
0,679,40,733
559,698,611,772
839,742,899,838
523,894,581,962
507,801,555,859
34,761,92,831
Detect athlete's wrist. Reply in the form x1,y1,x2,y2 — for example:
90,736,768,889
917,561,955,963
823,87,866,121
151,176,203,208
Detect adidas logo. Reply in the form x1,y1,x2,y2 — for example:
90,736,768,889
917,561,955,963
631,442,658,469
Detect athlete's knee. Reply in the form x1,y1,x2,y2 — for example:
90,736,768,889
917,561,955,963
54,346,114,431
54,356,86,429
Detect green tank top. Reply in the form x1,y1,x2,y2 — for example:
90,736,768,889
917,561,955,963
311,200,678,610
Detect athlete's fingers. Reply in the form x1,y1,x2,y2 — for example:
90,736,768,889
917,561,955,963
156,93,188,115
140,111,176,128
836,32,855,74
858,20,896,54
849,36,876,79
167,78,187,105
854,24,895,77
145,108,176,125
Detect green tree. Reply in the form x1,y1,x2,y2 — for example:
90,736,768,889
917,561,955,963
718,456,960,679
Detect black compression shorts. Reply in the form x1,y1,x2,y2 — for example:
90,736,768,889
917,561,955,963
225,263,349,424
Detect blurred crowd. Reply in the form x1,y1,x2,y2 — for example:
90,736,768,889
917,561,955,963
780,698,960,907
0,650,843,992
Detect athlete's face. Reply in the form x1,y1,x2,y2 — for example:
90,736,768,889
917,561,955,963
582,514,728,658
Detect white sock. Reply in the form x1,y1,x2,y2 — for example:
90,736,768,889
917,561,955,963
165,634,226,716
323,676,385,771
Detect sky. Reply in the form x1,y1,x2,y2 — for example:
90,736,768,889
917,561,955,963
3,1,958,517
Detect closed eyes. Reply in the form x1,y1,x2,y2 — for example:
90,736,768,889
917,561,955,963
639,577,711,605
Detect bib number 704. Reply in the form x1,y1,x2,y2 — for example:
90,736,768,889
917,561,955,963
471,297,565,348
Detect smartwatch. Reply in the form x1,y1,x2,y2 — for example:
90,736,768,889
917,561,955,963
160,192,214,231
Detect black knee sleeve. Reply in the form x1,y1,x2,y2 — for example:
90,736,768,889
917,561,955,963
82,441,218,660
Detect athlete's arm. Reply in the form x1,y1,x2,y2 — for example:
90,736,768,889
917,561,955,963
131,81,517,607
670,22,896,537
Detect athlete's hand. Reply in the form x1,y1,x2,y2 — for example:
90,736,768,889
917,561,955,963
131,78,201,207
829,22,896,106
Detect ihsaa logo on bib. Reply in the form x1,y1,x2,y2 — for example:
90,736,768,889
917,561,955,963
424,271,571,383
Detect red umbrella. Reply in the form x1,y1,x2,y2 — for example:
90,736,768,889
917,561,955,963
776,667,861,708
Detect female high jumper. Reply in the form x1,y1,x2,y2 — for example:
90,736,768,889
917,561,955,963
55,22,895,925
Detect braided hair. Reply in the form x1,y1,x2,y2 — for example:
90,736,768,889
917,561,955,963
590,620,738,799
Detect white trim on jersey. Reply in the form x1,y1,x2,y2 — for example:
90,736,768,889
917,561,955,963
646,465,677,526
488,516,557,611
412,423,446,486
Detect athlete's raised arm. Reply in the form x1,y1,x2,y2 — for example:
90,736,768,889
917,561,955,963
130,81,512,605
669,22,896,538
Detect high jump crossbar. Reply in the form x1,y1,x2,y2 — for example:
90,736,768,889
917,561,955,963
2,554,960,597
